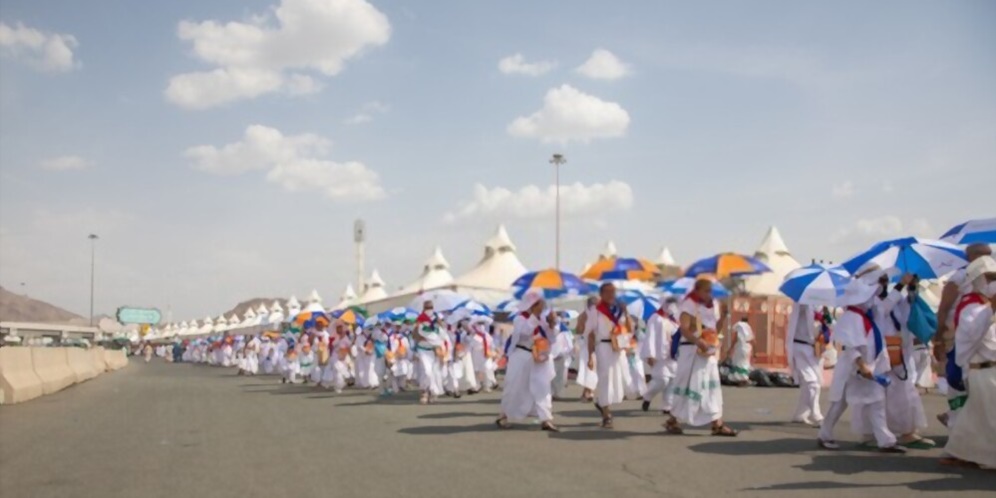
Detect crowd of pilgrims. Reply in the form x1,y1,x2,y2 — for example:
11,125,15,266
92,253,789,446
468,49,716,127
150,250,995,469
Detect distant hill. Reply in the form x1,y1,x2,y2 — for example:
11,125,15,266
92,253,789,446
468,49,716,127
0,286,83,323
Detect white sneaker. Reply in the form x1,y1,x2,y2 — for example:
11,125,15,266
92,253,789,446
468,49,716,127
818,439,840,450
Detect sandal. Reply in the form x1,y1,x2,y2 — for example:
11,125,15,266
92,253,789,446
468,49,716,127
541,422,560,433
601,417,614,430
663,419,684,435
495,417,511,430
711,424,738,437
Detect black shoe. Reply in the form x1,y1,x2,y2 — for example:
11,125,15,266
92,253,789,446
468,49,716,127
641,400,650,412
541,422,560,433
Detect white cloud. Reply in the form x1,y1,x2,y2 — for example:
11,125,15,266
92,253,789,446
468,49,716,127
444,181,634,223
0,21,79,72
344,100,389,124
498,53,555,76
185,125,385,201
831,215,933,244
507,84,630,144
575,49,630,80
39,155,91,171
165,0,391,109
831,181,856,198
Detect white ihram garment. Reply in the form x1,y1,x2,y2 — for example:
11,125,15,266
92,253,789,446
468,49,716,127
945,300,995,468
575,310,599,391
642,311,678,411
500,313,555,422
786,304,824,424
670,297,723,427
585,305,627,407
728,322,754,382
416,330,445,396
880,297,928,435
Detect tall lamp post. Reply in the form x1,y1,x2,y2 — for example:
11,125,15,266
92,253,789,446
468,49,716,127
88,234,98,326
549,154,566,270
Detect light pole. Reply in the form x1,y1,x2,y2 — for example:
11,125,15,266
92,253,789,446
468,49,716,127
88,234,98,326
549,154,566,270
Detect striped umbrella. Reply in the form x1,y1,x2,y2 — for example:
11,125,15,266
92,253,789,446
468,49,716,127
294,302,330,329
940,217,996,245
779,263,851,307
685,252,771,279
331,308,366,326
581,257,662,281
665,277,731,298
378,307,419,322
512,269,589,299
619,290,661,321
841,237,967,279
495,299,520,314
448,299,492,316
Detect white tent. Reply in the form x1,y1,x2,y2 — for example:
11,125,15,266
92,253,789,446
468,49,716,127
742,226,802,296
599,240,618,260
333,284,358,311
198,316,214,335
213,315,228,334
357,269,389,304
226,314,240,330
268,301,285,327
658,247,677,267
307,289,322,304
285,295,301,322
453,225,528,295
399,246,455,294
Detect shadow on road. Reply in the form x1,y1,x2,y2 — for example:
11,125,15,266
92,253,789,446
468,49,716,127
743,454,993,494
689,437,817,456
398,423,499,435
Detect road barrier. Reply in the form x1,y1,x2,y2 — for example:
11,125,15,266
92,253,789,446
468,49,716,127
66,348,99,383
0,347,45,404
31,347,76,395
0,347,129,404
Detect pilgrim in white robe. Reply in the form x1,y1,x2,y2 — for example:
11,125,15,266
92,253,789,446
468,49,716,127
786,304,824,424
499,312,555,422
670,297,724,427
728,321,755,383
642,310,678,412
944,296,996,468
585,304,627,408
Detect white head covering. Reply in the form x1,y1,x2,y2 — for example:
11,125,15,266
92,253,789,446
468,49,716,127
837,278,879,307
967,255,996,289
520,288,545,312
854,262,898,285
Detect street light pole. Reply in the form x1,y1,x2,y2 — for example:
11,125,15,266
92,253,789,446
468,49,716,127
88,234,98,326
549,154,566,270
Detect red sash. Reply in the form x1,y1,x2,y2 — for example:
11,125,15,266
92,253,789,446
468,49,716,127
596,302,623,327
954,293,987,329
476,331,490,357
846,306,873,334
654,307,678,325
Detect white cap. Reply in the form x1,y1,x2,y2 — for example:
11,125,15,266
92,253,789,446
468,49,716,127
520,288,545,311
837,278,879,307
967,255,996,282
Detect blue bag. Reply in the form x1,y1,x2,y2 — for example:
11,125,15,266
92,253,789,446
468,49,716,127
907,295,937,344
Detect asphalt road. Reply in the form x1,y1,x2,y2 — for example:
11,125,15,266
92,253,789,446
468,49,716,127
1,361,992,498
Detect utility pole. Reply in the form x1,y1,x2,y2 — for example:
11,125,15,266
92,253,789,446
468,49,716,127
549,154,566,270
88,234,99,326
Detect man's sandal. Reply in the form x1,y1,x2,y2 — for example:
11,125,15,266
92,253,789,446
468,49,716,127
711,424,738,437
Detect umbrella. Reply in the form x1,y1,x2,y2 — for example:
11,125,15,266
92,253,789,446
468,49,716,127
495,299,519,314
581,257,661,281
619,290,661,321
408,289,468,312
295,302,330,329
685,252,771,279
940,217,996,245
448,299,492,316
331,308,365,326
779,263,852,307
378,307,419,322
665,277,731,298
557,309,580,320
512,269,589,299
841,237,967,279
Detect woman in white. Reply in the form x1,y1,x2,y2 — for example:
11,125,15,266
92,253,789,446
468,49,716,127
665,278,737,436
728,318,755,386
450,317,480,396
786,303,824,426
574,297,599,402
496,289,560,432
413,302,446,405
943,256,996,468
585,283,631,429
469,316,497,392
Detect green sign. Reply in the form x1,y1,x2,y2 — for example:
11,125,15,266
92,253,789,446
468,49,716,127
116,307,162,325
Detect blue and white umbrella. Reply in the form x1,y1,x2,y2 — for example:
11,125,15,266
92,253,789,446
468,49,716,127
495,299,519,314
940,217,996,245
665,277,731,298
557,309,580,320
378,307,419,322
448,299,492,316
779,263,851,307
841,237,967,279
619,290,661,321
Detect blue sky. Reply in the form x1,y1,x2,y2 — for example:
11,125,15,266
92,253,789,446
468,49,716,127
1,0,994,320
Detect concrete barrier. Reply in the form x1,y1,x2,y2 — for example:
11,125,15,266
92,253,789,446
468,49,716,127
66,347,98,383
0,347,45,404
104,349,128,370
90,347,109,372
31,347,76,395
